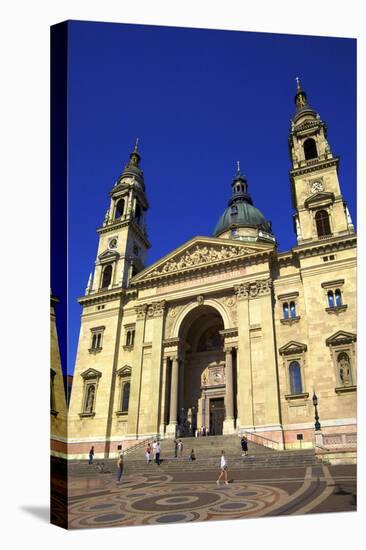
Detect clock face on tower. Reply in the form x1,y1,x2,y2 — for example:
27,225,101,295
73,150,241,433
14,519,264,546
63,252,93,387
311,181,324,193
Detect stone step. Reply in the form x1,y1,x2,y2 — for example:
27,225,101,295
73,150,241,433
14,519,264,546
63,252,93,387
124,435,276,459
69,451,324,475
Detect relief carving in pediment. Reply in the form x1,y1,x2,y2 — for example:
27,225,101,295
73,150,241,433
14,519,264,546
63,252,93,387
149,244,256,277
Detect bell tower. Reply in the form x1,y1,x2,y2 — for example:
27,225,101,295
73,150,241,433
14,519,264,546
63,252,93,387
288,78,354,244
86,140,151,294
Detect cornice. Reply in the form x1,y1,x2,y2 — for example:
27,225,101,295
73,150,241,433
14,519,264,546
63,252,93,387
78,289,123,307
290,156,339,178
97,218,151,248
292,234,356,259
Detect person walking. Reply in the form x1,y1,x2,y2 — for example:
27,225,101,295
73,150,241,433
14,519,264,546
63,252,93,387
216,450,229,485
174,439,178,458
88,446,94,465
145,442,152,464
152,439,157,461
241,435,248,457
155,441,161,466
189,449,196,461
116,454,124,483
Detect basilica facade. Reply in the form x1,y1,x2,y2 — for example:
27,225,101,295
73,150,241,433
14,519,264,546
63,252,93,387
68,82,356,459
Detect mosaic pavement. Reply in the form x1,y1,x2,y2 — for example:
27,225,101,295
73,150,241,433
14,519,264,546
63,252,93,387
64,464,356,529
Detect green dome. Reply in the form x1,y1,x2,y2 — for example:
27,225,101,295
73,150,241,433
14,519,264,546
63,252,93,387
213,201,272,236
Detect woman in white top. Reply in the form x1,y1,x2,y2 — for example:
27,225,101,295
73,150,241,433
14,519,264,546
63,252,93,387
216,450,229,485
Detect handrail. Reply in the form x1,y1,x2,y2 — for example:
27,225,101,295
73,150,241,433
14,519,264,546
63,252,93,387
243,430,282,450
121,434,161,457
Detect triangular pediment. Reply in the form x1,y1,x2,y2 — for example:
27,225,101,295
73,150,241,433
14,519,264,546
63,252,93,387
279,340,307,355
326,330,357,346
304,191,335,208
132,236,273,284
98,249,120,262
81,368,102,379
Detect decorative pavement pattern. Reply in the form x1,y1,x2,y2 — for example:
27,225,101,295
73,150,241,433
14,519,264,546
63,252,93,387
66,465,356,529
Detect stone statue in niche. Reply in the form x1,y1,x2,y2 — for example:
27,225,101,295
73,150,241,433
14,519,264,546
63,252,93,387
338,353,351,385
86,385,95,413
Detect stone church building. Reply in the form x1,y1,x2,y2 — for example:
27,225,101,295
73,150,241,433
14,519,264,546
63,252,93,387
68,81,356,459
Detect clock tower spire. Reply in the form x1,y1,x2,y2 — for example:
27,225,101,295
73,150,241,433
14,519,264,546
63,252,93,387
288,79,354,244
86,140,151,294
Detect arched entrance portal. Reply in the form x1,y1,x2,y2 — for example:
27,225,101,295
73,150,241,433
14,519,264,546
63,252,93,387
168,304,236,437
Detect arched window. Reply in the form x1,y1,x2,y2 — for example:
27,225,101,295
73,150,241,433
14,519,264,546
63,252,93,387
335,289,342,307
126,331,131,346
131,330,135,346
289,361,302,394
337,352,352,385
304,138,318,160
283,302,289,319
290,301,296,318
101,265,112,288
135,203,142,225
327,290,334,308
231,205,238,215
121,382,130,412
92,334,98,349
115,198,125,219
96,333,102,348
315,210,331,237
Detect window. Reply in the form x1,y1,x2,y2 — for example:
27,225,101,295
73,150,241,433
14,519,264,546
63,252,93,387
290,301,296,318
231,205,238,215
289,361,302,394
279,341,308,401
278,292,300,324
322,280,347,314
89,326,105,354
116,366,132,415
115,198,125,219
79,369,102,417
124,326,136,349
335,289,342,307
303,138,318,160
121,382,130,412
315,210,331,237
101,265,112,288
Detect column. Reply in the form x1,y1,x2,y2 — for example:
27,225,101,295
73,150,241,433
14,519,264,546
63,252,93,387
225,347,234,420
159,356,170,434
235,285,254,431
178,357,185,413
223,346,235,434
167,356,179,437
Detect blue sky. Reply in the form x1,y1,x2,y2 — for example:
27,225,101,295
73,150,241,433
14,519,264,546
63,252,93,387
57,21,356,374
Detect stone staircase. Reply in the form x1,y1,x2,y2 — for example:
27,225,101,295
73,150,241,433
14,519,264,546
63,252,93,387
68,435,325,476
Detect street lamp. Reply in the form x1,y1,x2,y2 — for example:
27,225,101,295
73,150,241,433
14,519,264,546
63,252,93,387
312,392,321,431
